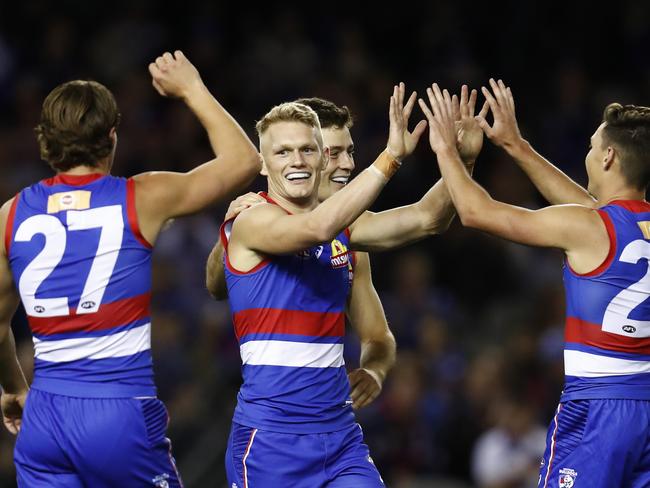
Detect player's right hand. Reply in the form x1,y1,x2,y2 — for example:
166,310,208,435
1,389,27,435
225,192,266,221
148,50,204,101
418,83,459,156
475,78,524,150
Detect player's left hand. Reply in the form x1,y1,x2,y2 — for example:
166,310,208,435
386,83,428,162
1,389,27,435
452,85,483,165
225,192,266,221
418,83,460,156
348,368,383,410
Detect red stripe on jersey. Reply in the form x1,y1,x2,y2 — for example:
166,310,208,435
28,292,151,336
4,194,19,255
567,210,616,277
233,308,345,340
126,178,153,249
42,173,106,187
609,200,650,213
565,316,650,354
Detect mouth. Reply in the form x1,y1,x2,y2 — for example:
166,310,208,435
330,175,350,185
285,171,312,183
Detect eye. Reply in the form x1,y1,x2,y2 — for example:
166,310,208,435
277,149,288,156
330,151,340,159
348,149,355,157
302,147,314,154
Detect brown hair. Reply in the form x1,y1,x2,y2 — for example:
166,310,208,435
35,80,121,172
602,103,650,190
255,102,322,140
295,97,353,130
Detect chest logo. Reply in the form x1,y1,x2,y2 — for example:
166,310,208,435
330,239,349,268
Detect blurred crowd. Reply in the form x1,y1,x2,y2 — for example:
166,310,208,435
1,1,649,487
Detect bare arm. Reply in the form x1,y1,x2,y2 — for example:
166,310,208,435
419,84,609,273
134,51,261,244
350,86,483,251
347,252,396,409
478,79,596,207
0,199,29,435
206,242,227,300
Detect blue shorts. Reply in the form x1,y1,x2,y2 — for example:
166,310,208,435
225,422,384,487
538,399,650,488
14,388,183,487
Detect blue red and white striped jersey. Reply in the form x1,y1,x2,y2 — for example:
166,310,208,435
562,200,650,401
5,173,155,398
221,193,356,433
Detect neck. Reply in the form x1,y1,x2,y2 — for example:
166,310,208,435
597,187,646,207
60,158,110,176
266,189,319,214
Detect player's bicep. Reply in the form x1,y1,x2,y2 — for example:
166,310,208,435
475,200,594,251
231,205,323,255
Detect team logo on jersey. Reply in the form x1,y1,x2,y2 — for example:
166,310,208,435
80,301,96,310
330,239,349,269
152,473,170,487
558,468,577,488
47,190,91,214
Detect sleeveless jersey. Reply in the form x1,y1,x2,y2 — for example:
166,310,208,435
222,193,355,433
5,173,155,398
562,200,650,400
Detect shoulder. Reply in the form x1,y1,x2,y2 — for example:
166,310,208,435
232,203,287,229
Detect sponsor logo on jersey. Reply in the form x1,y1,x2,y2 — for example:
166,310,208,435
47,190,92,214
330,239,349,269
623,325,637,333
559,468,577,488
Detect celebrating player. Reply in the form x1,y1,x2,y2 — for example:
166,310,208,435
0,51,260,487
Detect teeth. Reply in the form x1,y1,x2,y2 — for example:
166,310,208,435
331,176,349,184
286,172,311,181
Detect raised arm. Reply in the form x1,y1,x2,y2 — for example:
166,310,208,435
231,85,417,257
350,85,483,251
133,51,261,245
346,252,396,409
477,78,596,207
0,199,29,435
418,84,609,274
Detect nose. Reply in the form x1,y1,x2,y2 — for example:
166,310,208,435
291,149,307,166
339,152,355,171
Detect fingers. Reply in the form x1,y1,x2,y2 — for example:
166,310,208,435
418,98,435,125
478,100,490,119
451,94,460,121
398,82,405,112
3,417,19,435
411,119,428,142
468,88,478,117
403,90,417,121
350,379,380,410
506,86,516,112
388,86,397,125
459,85,469,119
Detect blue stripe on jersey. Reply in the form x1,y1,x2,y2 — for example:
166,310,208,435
233,364,354,434
239,334,344,345
32,351,155,398
563,373,650,400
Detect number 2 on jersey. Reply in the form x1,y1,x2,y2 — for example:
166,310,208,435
14,205,124,317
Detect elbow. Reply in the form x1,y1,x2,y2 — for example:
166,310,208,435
457,204,481,228
309,215,341,243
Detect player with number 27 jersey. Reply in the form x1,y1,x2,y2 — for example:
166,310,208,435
6,173,154,398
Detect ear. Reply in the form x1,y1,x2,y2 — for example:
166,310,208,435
321,146,330,171
603,146,615,171
260,153,268,176
109,127,117,144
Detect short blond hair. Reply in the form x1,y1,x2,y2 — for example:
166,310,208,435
255,102,322,138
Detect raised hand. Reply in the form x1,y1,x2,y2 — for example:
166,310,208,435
475,78,523,149
452,85,483,164
386,82,428,161
225,192,266,221
418,83,459,156
148,50,204,100
1,389,27,435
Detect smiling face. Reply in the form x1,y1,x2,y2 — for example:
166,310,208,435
318,126,355,202
259,120,328,205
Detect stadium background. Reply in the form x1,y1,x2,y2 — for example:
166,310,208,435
0,1,649,486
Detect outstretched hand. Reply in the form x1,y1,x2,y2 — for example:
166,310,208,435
451,85,483,164
475,78,523,149
417,83,459,156
148,50,204,100
386,83,428,162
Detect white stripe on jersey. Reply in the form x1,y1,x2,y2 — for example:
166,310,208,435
33,323,151,362
240,340,344,368
565,349,650,377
